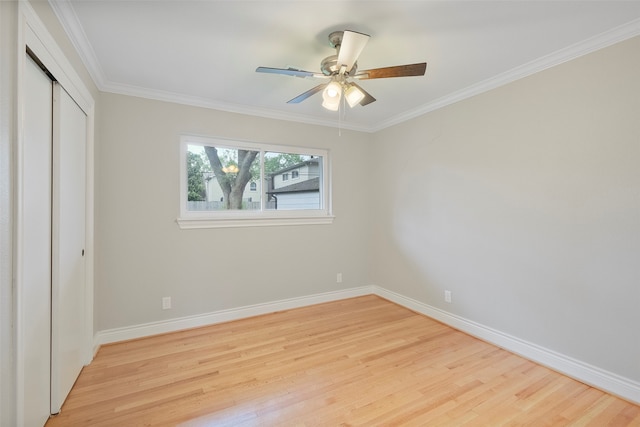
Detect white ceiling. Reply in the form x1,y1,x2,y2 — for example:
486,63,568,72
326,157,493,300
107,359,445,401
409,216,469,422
50,1,640,132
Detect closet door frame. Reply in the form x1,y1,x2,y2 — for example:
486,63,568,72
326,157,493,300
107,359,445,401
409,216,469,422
16,2,95,424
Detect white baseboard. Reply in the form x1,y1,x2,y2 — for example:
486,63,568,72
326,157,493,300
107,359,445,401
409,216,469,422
94,286,374,348
372,286,640,405
93,284,639,405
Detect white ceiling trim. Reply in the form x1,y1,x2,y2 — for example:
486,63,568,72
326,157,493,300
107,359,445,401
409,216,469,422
49,1,640,133
373,17,640,132
49,0,107,89
48,0,370,132
103,80,373,132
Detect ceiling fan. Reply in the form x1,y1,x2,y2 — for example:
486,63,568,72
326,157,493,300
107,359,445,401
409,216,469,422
256,30,427,111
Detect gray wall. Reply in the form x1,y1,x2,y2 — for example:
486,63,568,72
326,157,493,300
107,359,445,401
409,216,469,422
96,93,372,330
370,36,640,382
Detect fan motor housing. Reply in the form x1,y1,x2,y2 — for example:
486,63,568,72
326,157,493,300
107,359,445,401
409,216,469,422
320,55,338,76
320,55,358,76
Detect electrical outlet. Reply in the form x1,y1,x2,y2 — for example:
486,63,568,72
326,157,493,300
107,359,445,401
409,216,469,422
162,296,172,310
444,290,452,304
336,273,343,284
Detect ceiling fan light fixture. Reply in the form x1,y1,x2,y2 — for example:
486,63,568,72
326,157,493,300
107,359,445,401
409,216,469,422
322,81,342,111
323,81,342,99
322,98,340,111
345,84,365,108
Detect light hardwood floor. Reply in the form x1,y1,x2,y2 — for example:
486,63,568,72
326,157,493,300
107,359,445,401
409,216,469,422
46,295,640,426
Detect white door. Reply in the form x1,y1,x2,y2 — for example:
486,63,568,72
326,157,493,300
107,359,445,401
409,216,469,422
21,54,88,425
22,53,53,427
51,83,87,413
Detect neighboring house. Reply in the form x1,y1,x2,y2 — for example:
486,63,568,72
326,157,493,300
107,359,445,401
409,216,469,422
268,177,320,210
190,171,261,211
203,171,261,204
267,159,321,210
198,159,321,210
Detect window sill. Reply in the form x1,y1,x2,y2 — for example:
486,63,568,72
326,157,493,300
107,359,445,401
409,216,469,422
176,213,335,229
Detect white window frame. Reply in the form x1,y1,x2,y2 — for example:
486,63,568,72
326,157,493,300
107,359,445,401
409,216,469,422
177,135,333,229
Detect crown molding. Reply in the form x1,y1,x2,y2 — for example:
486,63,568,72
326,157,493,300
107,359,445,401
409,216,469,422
47,0,371,132
48,0,107,89
373,17,640,132
49,0,640,133
99,80,374,133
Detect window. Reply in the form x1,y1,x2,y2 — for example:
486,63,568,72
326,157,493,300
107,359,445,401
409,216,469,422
178,135,332,228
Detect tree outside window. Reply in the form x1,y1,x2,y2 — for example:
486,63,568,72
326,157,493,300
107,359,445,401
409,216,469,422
184,138,325,213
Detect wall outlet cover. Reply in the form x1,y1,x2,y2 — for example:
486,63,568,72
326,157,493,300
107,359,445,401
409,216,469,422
444,290,452,303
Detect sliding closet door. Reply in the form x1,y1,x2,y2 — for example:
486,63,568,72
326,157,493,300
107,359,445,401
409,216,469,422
22,54,53,427
51,83,87,413
22,54,87,422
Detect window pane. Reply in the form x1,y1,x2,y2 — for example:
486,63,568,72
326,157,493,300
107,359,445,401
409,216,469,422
180,135,331,227
264,151,322,211
186,144,260,211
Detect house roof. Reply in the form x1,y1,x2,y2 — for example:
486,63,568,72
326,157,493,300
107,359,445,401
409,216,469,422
268,177,319,194
269,159,318,177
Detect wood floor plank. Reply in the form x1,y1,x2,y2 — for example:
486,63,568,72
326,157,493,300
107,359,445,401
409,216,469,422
46,295,640,426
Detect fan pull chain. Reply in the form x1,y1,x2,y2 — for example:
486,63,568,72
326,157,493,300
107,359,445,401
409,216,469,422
338,94,347,136
338,96,342,136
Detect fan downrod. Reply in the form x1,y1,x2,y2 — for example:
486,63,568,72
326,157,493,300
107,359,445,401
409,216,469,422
328,31,344,49
321,31,357,76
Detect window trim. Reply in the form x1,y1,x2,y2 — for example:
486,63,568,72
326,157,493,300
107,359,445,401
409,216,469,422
177,135,333,229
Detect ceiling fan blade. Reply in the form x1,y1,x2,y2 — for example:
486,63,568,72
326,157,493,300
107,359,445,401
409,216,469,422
355,62,427,80
256,67,318,78
337,30,370,74
287,83,328,104
350,82,376,106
